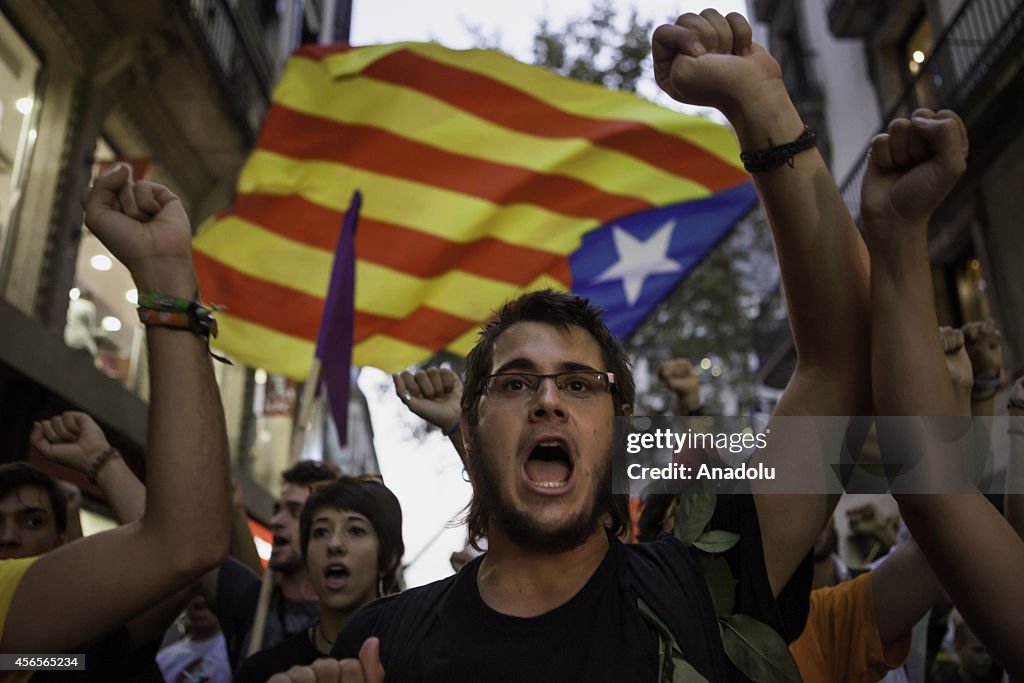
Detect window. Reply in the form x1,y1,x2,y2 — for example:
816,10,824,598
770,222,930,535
0,11,41,286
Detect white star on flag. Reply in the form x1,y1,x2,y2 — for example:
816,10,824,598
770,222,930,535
592,219,682,306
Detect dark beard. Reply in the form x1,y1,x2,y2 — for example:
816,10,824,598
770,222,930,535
473,438,612,554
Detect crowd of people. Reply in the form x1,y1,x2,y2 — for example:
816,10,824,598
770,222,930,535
1,8,1023,683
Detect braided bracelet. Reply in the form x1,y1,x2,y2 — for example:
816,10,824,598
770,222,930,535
740,126,817,173
88,447,122,485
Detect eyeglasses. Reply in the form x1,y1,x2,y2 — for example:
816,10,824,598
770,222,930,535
481,371,615,402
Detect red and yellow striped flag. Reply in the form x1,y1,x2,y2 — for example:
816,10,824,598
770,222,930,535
193,42,750,379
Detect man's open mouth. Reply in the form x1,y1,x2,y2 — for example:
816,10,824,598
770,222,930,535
524,440,574,488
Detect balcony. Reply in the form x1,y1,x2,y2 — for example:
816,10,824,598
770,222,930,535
827,0,884,38
838,0,1024,224
181,0,275,140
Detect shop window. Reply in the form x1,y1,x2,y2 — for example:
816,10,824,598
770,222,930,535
942,246,992,327
0,11,41,288
66,139,153,396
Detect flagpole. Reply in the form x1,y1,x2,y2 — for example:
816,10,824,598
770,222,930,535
288,356,322,464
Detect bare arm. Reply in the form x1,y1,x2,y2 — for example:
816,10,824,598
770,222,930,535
653,9,869,594
34,412,146,524
870,534,943,646
863,109,1024,677
57,481,84,543
657,359,702,415
2,166,231,653
32,411,192,648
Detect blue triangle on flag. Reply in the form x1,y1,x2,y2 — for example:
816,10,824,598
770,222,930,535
570,182,757,339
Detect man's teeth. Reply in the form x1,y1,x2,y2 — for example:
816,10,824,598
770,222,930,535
531,479,568,488
539,441,561,447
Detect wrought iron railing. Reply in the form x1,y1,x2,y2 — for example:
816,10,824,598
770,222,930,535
837,0,1024,223
182,0,274,139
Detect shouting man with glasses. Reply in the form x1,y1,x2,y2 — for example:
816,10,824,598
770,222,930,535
271,8,874,682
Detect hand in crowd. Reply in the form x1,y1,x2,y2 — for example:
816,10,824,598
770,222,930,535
393,367,462,431
940,326,973,414
267,638,384,683
861,109,968,237
652,10,780,117
56,480,82,513
30,411,113,475
846,503,898,548
962,319,1003,385
1009,376,1024,416
656,359,701,414
80,163,196,299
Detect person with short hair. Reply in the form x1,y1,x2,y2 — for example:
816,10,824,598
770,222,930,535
209,460,341,667
233,477,403,682
156,593,231,683
0,464,68,560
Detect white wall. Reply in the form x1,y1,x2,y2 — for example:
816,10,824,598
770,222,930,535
798,2,882,183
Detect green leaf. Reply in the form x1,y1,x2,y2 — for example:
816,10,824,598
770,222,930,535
671,655,709,683
699,556,737,617
638,599,710,683
693,530,740,554
637,598,676,645
718,614,802,683
672,491,717,546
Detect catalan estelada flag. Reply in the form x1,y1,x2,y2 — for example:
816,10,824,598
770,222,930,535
193,42,756,379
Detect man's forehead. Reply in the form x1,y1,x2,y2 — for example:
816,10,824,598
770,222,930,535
0,485,54,514
278,483,312,505
490,321,604,371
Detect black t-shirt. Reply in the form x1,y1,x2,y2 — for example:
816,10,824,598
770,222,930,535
233,629,321,683
333,495,811,681
214,557,319,668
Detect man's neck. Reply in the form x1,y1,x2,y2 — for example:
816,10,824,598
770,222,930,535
277,569,318,601
477,527,608,618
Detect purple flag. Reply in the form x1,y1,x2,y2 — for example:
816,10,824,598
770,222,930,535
316,190,361,447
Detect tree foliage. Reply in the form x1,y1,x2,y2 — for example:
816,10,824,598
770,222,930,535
531,0,654,93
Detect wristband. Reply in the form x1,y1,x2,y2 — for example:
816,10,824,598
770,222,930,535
443,420,461,437
740,126,817,173
138,305,219,339
973,373,1002,391
138,290,194,312
88,447,122,485
137,300,232,364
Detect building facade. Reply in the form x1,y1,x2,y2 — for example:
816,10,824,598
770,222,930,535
0,0,371,532
751,0,1024,387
